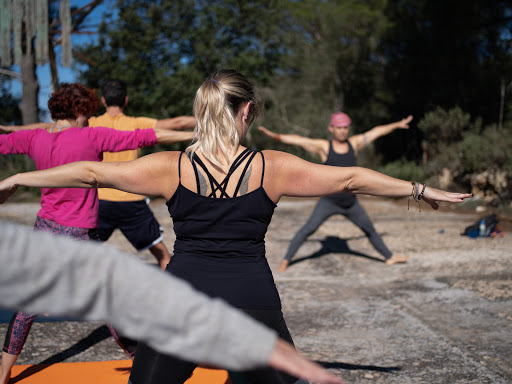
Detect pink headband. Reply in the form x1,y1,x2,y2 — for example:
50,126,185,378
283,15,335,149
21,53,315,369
329,112,351,127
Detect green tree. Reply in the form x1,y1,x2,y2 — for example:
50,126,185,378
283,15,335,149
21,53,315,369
459,125,512,175
76,0,287,120
417,107,479,178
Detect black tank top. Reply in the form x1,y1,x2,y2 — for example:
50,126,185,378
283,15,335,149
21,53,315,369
165,150,281,309
324,140,357,207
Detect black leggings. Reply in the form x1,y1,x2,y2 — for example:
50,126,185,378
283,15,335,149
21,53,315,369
284,197,392,261
128,309,305,384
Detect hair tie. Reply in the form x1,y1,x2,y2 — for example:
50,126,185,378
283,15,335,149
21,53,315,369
211,79,219,84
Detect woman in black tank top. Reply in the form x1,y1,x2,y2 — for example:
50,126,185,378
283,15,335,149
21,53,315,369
1,70,470,384
259,113,415,271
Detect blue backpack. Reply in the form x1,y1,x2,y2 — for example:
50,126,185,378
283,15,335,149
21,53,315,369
462,214,498,238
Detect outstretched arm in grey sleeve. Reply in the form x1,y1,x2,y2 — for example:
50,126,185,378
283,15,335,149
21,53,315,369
0,220,273,369
0,220,343,384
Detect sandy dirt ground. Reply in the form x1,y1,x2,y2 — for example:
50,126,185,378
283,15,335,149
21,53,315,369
1,196,511,384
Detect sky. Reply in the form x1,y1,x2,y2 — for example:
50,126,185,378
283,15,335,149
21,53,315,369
8,0,114,121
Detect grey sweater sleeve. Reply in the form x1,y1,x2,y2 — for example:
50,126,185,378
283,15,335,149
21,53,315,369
0,220,277,370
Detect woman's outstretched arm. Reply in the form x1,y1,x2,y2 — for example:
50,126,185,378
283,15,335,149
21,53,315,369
258,125,328,159
154,128,194,144
0,122,52,133
155,115,196,130
0,151,180,204
263,150,471,209
350,115,413,152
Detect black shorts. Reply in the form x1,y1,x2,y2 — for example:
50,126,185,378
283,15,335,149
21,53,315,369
98,199,163,251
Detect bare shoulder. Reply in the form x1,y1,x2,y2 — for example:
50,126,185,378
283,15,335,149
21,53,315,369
137,150,182,169
347,135,364,151
260,149,336,201
261,149,312,175
315,138,330,147
261,149,301,163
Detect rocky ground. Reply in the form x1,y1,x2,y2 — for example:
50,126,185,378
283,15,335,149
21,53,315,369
1,196,511,384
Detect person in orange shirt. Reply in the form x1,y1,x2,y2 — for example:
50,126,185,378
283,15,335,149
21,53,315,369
90,79,195,271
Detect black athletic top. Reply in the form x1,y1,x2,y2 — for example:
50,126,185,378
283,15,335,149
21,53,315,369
165,150,281,309
324,140,357,207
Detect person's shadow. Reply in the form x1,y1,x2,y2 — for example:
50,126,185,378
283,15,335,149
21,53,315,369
10,325,112,383
227,361,401,383
10,325,233,384
289,235,384,267
318,360,401,372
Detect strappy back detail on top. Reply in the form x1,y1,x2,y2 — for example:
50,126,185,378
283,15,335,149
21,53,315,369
177,149,265,198
168,150,279,310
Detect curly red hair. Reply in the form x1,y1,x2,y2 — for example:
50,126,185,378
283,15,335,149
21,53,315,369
48,83,99,121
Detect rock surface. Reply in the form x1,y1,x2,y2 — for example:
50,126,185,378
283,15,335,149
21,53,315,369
1,196,511,384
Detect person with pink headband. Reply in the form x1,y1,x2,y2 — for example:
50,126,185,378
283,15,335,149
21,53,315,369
329,112,352,127
259,112,413,272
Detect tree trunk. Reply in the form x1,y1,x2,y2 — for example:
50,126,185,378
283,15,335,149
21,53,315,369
20,45,39,124
48,40,59,94
333,72,344,112
20,41,39,171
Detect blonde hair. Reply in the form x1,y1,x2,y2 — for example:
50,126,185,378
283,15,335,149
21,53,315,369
186,70,263,167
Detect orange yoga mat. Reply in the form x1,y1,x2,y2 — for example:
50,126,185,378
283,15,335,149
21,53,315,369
11,360,229,383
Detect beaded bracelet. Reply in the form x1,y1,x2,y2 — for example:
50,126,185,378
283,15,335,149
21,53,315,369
418,183,427,200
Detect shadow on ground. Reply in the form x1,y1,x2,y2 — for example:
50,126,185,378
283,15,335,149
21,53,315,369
289,235,384,266
10,326,111,383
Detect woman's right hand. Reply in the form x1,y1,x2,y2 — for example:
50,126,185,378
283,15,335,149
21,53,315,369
0,177,18,204
268,339,345,384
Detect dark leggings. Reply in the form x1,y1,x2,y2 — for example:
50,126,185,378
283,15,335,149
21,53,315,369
128,309,307,384
284,197,392,261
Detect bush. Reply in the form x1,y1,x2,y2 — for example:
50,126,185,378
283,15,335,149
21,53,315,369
418,107,482,170
422,141,463,178
418,106,476,143
376,158,427,182
459,125,512,174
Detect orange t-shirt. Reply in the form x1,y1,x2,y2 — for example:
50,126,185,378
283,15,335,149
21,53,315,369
89,113,157,202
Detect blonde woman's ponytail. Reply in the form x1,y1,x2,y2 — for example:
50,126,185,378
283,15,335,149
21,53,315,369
187,70,263,167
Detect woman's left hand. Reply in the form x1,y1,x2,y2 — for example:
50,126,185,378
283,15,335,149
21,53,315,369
396,115,413,129
422,186,472,210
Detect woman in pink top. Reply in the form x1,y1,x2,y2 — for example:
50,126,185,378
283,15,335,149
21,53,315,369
0,83,193,384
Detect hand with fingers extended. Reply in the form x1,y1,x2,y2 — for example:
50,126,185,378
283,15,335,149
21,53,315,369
396,115,413,129
413,183,471,210
0,177,18,204
268,339,345,384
